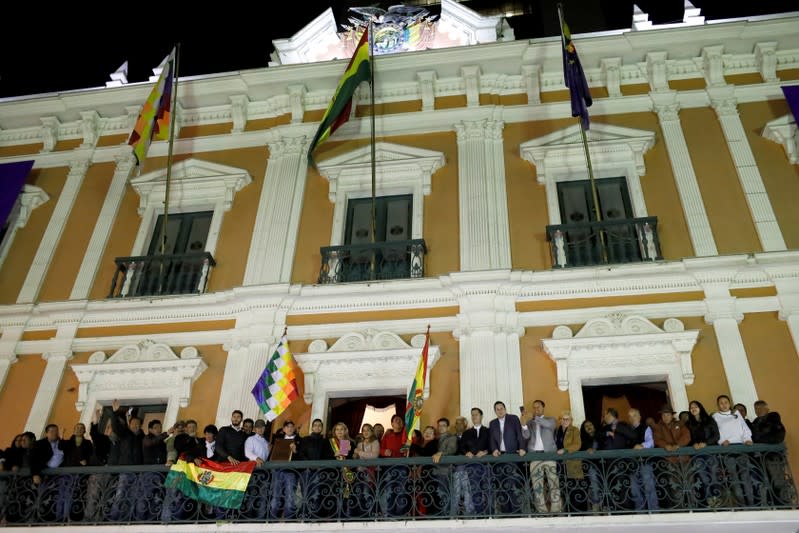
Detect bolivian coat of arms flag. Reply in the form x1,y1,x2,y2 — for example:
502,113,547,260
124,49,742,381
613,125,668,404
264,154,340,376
165,457,255,509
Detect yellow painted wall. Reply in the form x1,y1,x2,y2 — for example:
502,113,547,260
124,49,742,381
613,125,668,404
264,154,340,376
39,162,115,302
420,331,461,428
436,95,467,109
621,84,651,96
356,100,422,116
89,185,142,300
291,131,460,284
0,143,43,157
520,326,571,416
504,119,569,271
176,345,228,425
724,73,763,85
681,317,730,410
178,123,234,138
0,354,46,445
681,107,761,254
0,167,67,304
669,79,706,91
54,139,83,151
97,134,128,147
779,68,799,81
739,312,799,478
51,352,92,436
738,100,799,249
246,115,291,131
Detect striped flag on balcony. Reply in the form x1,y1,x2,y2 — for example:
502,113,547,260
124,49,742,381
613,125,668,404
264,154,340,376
165,457,255,509
251,334,300,421
404,328,430,444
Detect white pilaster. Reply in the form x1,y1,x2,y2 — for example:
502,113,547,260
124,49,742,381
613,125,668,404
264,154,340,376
708,86,786,252
243,136,309,285
704,293,758,410
216,341,273,427
774,279,799,359
17,159,90,304
0,326,23,393
25,325,76,436
454,293,524,419
70,153,136,300
651,91,718,257
0,185,49,273
455,119,511,271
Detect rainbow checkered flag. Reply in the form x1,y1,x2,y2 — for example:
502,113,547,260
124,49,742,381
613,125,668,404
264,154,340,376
251,335,299,421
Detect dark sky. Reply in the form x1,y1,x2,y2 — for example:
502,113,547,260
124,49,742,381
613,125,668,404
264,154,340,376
1,0,796,99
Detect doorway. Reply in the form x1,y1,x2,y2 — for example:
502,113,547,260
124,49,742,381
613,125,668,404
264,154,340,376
581,381,669,426
327,395,405,437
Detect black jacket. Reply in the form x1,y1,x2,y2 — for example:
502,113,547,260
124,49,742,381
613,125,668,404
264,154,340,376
62,436,93,467
298,433,334,460
89,423,111,466
686,417,720,446
460,426,490,455
598,421,636,450
215,426,248,462
174,434,204,458
752,412,785,444
109,408,143,465
142,433,168,465
31,438,65,476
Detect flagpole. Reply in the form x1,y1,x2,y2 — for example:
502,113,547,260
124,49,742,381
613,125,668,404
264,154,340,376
157,43,181,294
368,20,377,281
557,4,606,262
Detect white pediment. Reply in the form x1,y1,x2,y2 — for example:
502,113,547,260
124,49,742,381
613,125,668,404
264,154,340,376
71,341,207,430
130,158,252,214
541,314,699,424
520,123,656,182
296,331,439,425
317,141,445,199
762,113,798,164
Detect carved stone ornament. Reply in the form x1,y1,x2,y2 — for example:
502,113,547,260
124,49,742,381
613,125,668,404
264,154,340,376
71,341,207,430
541,314,699,424
295,331,439,424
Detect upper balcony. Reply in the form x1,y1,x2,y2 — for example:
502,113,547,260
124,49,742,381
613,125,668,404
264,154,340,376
107,252,215,298
546,216,662,268
318,239,426,284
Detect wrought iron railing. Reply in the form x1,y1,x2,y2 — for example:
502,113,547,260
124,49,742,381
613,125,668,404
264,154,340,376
107,252,216,298
318,239,426,284
546,216,662,268
0,445,794,525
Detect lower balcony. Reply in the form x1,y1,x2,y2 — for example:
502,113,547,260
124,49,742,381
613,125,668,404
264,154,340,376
546,216,662,268
318,239,426,284
0,444,794,527
107,252,216,298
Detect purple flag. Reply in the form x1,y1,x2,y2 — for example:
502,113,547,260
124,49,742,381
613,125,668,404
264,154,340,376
0,160,34,228
782,85,799,124
560,17,592,130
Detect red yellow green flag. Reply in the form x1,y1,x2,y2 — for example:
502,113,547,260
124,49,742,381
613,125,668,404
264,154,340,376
128,48,176,165
404,330,430,443
307,28,371,166
165,457,255,509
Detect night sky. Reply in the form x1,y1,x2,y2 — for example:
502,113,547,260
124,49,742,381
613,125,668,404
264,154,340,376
1,1,796,99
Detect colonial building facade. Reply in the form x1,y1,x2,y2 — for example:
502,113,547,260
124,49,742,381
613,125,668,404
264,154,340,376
1,1,799,490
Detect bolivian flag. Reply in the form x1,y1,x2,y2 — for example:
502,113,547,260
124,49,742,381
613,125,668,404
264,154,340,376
307,28,371,166
404,330,430,444
165,457,255,509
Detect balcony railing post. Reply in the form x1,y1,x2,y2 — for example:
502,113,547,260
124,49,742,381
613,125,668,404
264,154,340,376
546,217,660,268
319,239,425,284
120,261,136,297
553,229,567,268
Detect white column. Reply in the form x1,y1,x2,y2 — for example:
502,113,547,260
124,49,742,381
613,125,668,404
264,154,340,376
17,159,90,303
455,120,511,271
25,325,76,435
455,295,524,419
775,279,799,359
70,153,136,300
243,136,309,285
0,185,49,274
705,296,758,410
651,91,717,257
215,341,273,427
708,86,786,252
0,326,23,393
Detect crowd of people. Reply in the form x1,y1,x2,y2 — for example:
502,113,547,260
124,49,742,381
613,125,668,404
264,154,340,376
0,395,789,521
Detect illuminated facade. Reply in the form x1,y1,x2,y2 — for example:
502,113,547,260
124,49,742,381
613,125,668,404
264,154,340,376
0,3,798,528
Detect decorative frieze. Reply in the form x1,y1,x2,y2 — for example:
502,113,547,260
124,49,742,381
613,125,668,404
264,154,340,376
520,64,541,104
79,110,100,148
701,46,726,87
754,42,778,82
229,95,250,133
460,65,480,107
601,58,622,98
40,116,60,152
417,70,437,111
287,85,307,124
762,114,798,164
646,52,669,92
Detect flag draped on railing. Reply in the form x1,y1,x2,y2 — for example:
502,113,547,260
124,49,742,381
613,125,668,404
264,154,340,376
165,457,255,509
404,329,430,443
559,13,592,130
782,85,799,124
307,28,371,166
128,48,176,165
251,334,300,421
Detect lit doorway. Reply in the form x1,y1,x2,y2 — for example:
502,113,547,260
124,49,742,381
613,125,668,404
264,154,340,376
327,395,405,437
581,381,669,427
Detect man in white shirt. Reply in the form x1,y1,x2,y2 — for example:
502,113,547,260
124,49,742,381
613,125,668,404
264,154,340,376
712,395,754,506
244,420,270,465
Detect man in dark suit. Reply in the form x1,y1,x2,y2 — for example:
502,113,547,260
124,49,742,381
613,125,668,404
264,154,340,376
488,401,527,514
460,407,491,515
